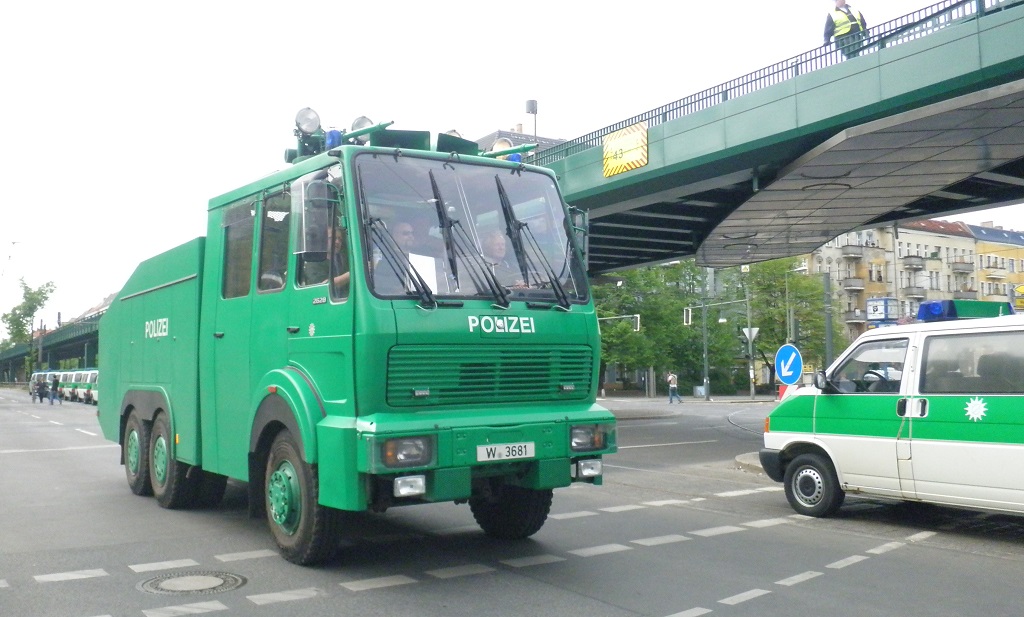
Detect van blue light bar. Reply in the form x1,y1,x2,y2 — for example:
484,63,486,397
917,299,1015,322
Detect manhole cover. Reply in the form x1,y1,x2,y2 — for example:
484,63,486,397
138,571,247,595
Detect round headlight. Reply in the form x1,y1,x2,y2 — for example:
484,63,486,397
295,107,321,134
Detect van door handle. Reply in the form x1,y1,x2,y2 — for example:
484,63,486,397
287,326,300,334
214,332,225,339
896,398,907,417
916,399,928,418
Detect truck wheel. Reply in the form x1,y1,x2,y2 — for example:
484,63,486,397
149,412,191,509
265,430,341,565
783,453,844,517
469,485,553,539
124,411,153,496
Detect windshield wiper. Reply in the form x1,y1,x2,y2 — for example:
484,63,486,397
430,170,510,308
367,217,437,308
495,175,571,310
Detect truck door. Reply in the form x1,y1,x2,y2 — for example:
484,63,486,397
211,198,257,479
813,337,909,497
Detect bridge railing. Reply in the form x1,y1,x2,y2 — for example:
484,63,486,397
531,0,1024,167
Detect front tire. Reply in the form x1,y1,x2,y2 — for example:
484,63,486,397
123,411,152,496
470,485,553,539
783,453,844,517
264,430,341,565
149,412,191,509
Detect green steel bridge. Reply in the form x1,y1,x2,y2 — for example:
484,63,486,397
537,0,1024,271
5,0,1024,375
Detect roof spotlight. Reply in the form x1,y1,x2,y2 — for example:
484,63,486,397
350,116,374,143
295,107,321,135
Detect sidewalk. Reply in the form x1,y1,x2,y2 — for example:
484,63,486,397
599,394,778,421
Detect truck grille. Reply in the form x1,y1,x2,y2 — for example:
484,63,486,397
387,345,593,407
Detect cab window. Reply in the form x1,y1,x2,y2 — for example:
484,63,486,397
831,338,908,393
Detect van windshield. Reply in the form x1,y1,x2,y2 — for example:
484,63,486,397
831,338,909,393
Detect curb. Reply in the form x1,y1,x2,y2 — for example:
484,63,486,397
734,452,765,475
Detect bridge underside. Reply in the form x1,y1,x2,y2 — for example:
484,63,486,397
699,79,1024,267
584,79,1024,271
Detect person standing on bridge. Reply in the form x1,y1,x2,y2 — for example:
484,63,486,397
825,0,867,60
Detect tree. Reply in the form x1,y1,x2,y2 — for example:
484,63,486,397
0,278,56,350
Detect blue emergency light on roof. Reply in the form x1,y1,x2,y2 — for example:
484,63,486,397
916,299,1015,322
325,129,342,149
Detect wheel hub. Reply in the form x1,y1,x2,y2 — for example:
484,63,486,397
268,461,301,534
126,430,140,475
794,468,824,505
153,435,168,484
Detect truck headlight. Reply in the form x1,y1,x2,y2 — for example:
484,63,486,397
570,424,609,452
381,437,434,468
576,459,602,478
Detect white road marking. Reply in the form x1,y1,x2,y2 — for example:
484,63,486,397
599,505,647,513
215,549,278,562
34,569,108,582
867,542,905,555
666,609,713,617
776,571,822,586
248,588,320,605
631,534,690,546
719,588,771,605
743,518,790,528
690,526,745,538
0,444,118,455
426,564,495,579
49,420,63,426
643,499,690,506
500,554,566,568
76,429,97,436
618,440,718,449
690,497,706,502
568,544,633,557
432,524,482,535
341,575,417,591
827,555,869,569
756,486,784,492
0,579,8,588
906,531,937,542
715,489,758,497
142,600,228,616
130,559,200,573
550,511,598,520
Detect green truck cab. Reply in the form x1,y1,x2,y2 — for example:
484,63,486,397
98,110,616,565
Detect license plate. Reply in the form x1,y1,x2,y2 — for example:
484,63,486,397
477,441,535,462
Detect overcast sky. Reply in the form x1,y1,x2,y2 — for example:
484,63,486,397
1,0,1019,336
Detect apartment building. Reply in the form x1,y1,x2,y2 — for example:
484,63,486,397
812,220,1024,339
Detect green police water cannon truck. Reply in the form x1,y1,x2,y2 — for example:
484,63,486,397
98,109,616,565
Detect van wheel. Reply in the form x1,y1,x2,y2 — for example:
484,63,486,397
265,430,341,565
783,453,844,517
149,412,191,509
124,411,152,496
469,485,553,539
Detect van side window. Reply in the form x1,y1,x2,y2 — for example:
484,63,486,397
921,332,1024,394
831,338,908,393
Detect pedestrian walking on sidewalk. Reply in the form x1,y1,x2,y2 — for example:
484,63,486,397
667,372,681,404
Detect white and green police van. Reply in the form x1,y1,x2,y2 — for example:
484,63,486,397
760,299,1021,517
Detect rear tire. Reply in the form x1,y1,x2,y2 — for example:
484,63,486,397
123,411,152,496
470,485,552,539
783,453,844,517
149,412,191,509
264,430,341,565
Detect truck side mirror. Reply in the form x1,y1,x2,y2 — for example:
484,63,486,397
569,205,589,267
298,180,341,262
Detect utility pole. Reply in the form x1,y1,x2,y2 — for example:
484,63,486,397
745,284,755,400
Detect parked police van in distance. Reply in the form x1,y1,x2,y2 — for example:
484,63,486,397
760,299,1022,518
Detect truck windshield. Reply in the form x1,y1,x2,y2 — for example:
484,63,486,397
356,153,588,304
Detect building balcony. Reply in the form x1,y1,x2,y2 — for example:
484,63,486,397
983,268,1008,279
844,309,867,323
841,245,864,259
842,278,865,291
903,255,925,269
950,260,974,273
903,286,926,298
954,290,978,300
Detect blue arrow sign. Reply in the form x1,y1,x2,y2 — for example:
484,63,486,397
775,344,804,386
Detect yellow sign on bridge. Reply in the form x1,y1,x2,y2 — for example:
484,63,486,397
603,122,648,177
